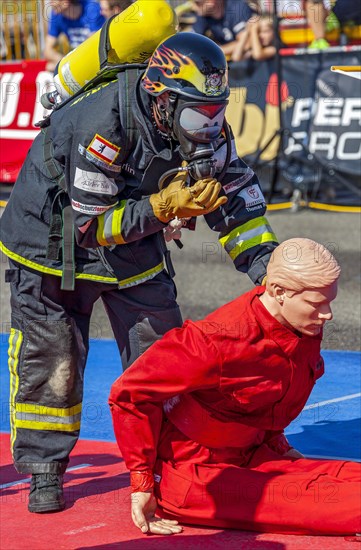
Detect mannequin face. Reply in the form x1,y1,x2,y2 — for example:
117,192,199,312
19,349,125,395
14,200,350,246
273,281,338,336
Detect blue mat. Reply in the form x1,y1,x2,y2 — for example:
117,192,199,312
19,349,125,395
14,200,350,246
1,337,360,461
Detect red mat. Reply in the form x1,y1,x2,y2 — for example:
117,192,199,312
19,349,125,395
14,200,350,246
0,434,358,549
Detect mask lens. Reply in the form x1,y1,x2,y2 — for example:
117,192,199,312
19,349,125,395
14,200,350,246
178,104,226,141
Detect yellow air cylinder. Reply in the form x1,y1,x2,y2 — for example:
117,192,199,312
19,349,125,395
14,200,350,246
54,0,178,99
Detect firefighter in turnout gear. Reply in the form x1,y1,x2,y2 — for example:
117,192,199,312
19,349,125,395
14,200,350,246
0,32,278,513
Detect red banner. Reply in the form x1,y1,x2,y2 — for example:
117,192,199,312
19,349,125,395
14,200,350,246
0,60,54,183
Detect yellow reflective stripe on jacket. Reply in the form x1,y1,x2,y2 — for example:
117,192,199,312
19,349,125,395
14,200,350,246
15,402,82,432
219,216,277,261
117,261,164,289
0,241,165,289
96,200,127,246
8,328,23,451
0,241,117,283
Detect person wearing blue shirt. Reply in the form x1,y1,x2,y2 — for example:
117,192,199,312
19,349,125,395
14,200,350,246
44,0,105,71
192,0,256,58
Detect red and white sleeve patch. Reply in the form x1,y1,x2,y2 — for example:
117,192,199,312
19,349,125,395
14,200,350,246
87,134,120,165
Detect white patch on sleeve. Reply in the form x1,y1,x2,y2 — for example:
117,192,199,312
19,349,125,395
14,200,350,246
223,166,254,194
74,167,118,195
238,184,265,208
71,199,115,215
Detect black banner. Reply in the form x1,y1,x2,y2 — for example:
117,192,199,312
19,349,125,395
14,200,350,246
227,47,361,205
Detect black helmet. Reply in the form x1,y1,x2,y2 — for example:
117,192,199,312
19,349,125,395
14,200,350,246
141,32,229,101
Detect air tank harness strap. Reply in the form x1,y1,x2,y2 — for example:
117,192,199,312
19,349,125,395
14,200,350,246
42,126,75,291
98,13,117,69
157,232,175,279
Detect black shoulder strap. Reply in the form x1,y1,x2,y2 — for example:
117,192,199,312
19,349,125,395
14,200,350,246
98,14,117,70
117,68,142,164
42,126,75,290
42,126,66,191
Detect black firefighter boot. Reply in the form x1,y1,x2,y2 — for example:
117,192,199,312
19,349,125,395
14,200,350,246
28,473,65,513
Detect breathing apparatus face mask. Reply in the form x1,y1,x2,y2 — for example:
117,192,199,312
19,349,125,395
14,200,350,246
174,99,228,177
157,94,229,181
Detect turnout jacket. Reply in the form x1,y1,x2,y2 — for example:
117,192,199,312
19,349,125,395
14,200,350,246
109,286,324,474
0,73,277,288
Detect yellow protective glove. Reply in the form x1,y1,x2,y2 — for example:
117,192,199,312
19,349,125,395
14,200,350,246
150,166,227,223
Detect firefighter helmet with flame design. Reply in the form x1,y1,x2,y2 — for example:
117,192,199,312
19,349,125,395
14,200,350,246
141,32,229,101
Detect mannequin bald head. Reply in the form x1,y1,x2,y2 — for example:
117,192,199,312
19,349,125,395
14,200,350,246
260,238,341,336
266,238,341,293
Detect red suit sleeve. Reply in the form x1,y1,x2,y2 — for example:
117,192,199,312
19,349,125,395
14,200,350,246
109,320,221,482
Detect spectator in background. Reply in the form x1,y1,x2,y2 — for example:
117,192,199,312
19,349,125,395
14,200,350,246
306,0,361,49
332,0,361,30
231,14,276,61
305,0,332,49
175,1,197,32
99,0,133,19
44,0,105,71
265,0,332,50
191,0,256,59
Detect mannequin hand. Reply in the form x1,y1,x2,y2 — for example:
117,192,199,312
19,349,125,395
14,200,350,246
131,491,182,535
164,218,183,242
284,448,304,459
150,164,227,223
164,217,191,242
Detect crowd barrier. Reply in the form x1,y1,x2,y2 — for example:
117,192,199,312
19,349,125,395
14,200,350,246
1,46,360,209
227,45,361,208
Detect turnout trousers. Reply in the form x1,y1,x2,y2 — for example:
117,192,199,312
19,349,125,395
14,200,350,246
6,260,182,474
154,444,361,535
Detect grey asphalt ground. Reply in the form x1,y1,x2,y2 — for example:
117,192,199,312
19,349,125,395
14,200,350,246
1,206,360,351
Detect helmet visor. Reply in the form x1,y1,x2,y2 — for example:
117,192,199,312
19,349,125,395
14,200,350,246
177,102,228,142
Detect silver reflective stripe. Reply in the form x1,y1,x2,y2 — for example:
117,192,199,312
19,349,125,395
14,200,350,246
118,262,164,289
224,223,274,254
101,208,118,245
15,412,82,425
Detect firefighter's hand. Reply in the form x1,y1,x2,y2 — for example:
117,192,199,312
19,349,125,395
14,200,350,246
131,491,183,535
150,165,227,223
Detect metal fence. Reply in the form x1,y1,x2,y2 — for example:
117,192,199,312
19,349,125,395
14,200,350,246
1,1,50,60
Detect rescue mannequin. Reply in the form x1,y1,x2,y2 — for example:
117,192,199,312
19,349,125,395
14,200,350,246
0,31,277,513
110,238,360,536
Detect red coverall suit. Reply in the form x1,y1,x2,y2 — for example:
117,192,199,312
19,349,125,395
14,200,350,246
109,286,361,535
